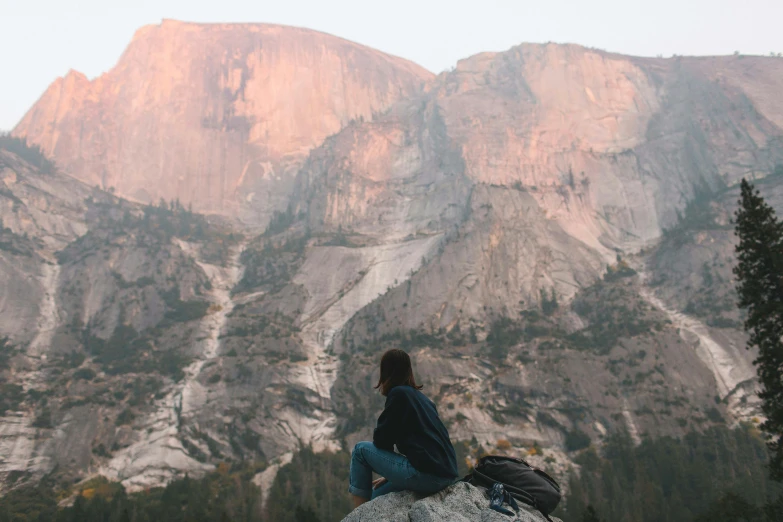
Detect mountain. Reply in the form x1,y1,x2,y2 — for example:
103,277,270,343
3,30,783,508
13,20,433,225
289,44,783,451
0,141,243,489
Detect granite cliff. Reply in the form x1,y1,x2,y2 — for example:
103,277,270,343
13,20,432,225
3,29,783,504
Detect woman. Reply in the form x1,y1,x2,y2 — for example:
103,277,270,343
348,348,458,509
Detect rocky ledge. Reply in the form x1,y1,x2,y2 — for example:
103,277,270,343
341,482,562,522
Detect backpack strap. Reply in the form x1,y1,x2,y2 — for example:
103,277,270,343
505,491,519,512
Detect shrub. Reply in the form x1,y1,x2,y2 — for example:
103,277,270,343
0,383,24,415
496,439,513,451
565,428,592,452
163,298,209,324
706,407,724,423
73,367,96,381
32,407,53,429
541,288,559,316
115,408,135,426
487,317,523,360
264,205,296,236
0,133,57,174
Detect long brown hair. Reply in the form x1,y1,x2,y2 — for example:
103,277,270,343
374,348,423,396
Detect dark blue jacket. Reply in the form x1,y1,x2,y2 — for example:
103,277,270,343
373,385,459,478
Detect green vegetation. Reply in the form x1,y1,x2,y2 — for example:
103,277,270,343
0,133,56,175
160,287,209,325
667,256,737,325
0,447,350,522
359,274,658,363
569,277,662,355
1,428,778,522
235,229,309,294
0,465,265,522
322,225,355,247
564,428,592,452
0,336,13,371
266,446,352,522
486,317,524,361
0,383,24,416
0,481,59,522
0,219,39,257
602,257,637,282
581,505,603,522
564,425,782,522
59,196,238,266
115,408,135,426
223,309,301,342
1,338,27,418
734,178,783,480
32,407,53,429
72,367,96,381
84,325,189,380
540,287,559,316
662,182,731,246
264,204,297,237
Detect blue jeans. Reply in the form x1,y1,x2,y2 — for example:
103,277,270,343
348,441,455,500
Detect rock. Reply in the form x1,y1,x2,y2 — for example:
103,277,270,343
4,31,783,493
341,482,561,522
13,20,433,225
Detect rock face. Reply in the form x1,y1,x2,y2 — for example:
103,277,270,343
0,148,244,488
13,20,432,224
285,47,783,454
3,32,783,497
341,482,562,522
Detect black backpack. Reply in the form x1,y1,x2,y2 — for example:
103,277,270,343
464,455,562,518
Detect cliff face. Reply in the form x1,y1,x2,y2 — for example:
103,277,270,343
13,20,432,224
290,46,783,457
0,148,244,488
3,34,783,495
296,45,783,308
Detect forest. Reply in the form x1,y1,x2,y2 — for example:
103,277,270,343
563,425,782,522
1,425,780,522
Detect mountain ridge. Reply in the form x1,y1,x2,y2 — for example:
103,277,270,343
13,20,433,226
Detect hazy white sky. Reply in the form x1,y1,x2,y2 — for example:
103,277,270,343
2,0,781,130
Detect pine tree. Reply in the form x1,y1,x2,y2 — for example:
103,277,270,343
582,505,603,522
734,178,783,481
694,492,760,522
294,505,322,522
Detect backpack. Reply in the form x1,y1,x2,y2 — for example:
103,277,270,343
464,455,562,518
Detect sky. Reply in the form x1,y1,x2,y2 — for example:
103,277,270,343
2,0,782,130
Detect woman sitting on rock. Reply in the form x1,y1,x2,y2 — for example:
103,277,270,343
349,348,458,509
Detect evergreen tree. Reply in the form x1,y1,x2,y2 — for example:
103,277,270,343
694,492,760,522
295,505,322,522
563,425,782,522
582,505,603,522
734,178,783,480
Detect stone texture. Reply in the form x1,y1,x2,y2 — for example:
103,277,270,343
341,482,561,522
13,20,433,224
